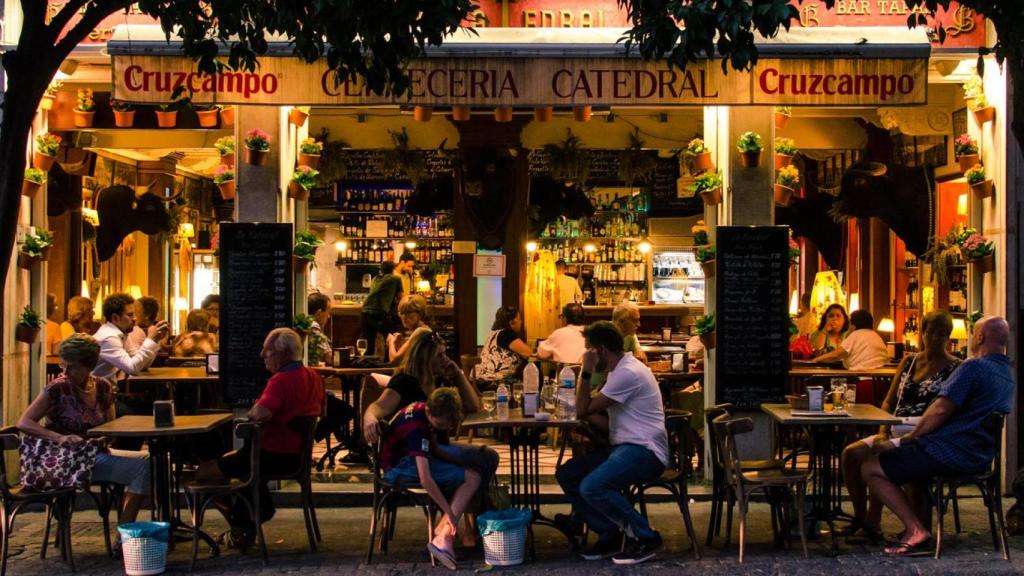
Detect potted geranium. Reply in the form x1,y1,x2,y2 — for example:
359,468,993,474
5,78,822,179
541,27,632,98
156,90,188,128
789,236,801,266
193,103,220,128
289,106,311,126
737,131,763,168
954,133,979,173
293,230,322,273
220,105,235,126
288,166,319,201
774,165,799,206
213,164,235,200
696,314,716,350
691,171,723,206
964,164,994,199
774,137,797,170
698,244,716,279
298,138,323,169
692,220,709,247
15,306,42,344
17,230,54,269
74,89,95,127
22,168,46,198
684,137,714,176
33,132,61,171
215,136,235,166
775,106,792,129
111,99,135,127
244,128,272,165
971,94,996,125
961,232,995,274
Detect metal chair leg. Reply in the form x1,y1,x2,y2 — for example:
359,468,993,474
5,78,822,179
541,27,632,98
676,482,701,559
951,484,962,534
934,481,945,560
795,483,809,559
737,497,747,564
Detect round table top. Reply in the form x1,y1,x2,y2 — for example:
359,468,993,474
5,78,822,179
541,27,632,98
460,408,584,430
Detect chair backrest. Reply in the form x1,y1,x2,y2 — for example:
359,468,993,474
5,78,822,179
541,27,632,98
664,409,692,475
704,403,734,473
0,427,20,495
235,420,262,489
266,415,318,481
982,412,1007,477
368,422,390,487
713,414,754,491
165,356,207,367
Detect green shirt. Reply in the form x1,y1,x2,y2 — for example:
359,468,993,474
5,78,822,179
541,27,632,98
363,274,403,314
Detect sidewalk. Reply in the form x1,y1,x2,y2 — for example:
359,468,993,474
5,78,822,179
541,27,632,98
4,497,1021,575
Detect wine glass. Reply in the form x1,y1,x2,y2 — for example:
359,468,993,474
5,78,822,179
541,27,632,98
513,384,524,409
481,391,496,420
356,338,368,357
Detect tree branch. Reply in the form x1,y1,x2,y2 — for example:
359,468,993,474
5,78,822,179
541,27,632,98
45,0,93,47
16,0,48,51
53,0,132,62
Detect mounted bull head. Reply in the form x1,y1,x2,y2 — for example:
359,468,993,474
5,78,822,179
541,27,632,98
94,182,180,261
835,161,934,256
529,176,594,237
776,193,844,270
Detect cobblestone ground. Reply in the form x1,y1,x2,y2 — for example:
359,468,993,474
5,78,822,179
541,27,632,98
5,497,1022,575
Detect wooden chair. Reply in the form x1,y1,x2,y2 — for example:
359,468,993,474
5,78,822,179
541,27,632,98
44,481,123,559
264,416,321,552
713,415,809,563
931,412,1010,560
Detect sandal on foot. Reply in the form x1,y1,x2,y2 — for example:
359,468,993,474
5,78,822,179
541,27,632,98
884,538,933,557
428,542,458,571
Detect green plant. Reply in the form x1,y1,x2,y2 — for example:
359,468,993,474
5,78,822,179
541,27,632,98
775,106,792,115
34,133,61,156
692,224,709,246
213,164,234,184
75,89,94,112
19,305,42,329
544,129,590,186
789,236,801,264
192,103,219,112
292,313,314,332
736,131,763,153
21,230,53,257
967,310,984,333
684,137,708,156
971,94,989,111
291,165,319,189
110,99,134,112
775,137,797,156
695,314,715,335
690,171,722,194
960,232,994,260
618,128,656,188
311,128,349,183
697,245,716,263
244,128,272,150
294,230,322,262
965,165,986,185
962,75,984,100
789,316,799,337
158,87,190,112
381,127,427,184
776,165,800,187
300,138,323,154
954,133,978,156
24,168,46,184
214,136,235,155
927,227,963,286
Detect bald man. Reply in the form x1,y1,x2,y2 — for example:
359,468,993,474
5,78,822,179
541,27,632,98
863,316,1014,556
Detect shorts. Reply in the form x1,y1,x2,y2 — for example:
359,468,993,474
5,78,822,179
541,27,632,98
384,455,465,490
878,443,959,485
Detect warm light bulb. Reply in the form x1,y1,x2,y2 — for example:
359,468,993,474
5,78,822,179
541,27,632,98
525,241,538,253
957,193,969,217
950,318,969,340
849,293,860,312
877,318,895,333
584,243,597,253
637,241,652,254
334,240,348,252
789,290,799,315
404,239,418,249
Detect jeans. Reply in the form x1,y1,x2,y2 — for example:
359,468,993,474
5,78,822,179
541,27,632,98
93,449,150,495
555,443,664,541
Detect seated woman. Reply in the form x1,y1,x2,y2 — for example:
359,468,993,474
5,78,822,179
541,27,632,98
60,296,97,340
172,309,218,357
840,310,960,539
475,305,532,390
815,310,888,370
17,334,151,527
387,295,431,364
810,303,849,357
612,301,648,363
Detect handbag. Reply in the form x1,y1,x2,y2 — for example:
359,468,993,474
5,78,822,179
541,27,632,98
19,436,101,491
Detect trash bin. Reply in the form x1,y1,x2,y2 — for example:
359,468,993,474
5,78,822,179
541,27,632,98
477,508,531,566
118,521,170,576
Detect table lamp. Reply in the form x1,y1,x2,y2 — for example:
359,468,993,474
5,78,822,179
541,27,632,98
950,318,969,357
877,317,896,358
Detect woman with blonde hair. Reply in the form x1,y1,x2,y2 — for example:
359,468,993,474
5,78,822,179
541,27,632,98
60,296,96,340
387,295,431,363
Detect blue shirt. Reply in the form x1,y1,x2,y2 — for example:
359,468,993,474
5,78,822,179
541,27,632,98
919,353,1014,472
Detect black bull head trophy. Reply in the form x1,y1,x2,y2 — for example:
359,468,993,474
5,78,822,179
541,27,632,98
95,182,181,261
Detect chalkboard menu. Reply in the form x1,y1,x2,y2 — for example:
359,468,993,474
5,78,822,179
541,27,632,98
715,226,791,409
339,149,454,182
220,223,293,405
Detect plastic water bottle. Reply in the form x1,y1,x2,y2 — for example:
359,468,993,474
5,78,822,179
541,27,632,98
558,366,576,389
495,382,510,420
557,367,577,420
523,361,539,393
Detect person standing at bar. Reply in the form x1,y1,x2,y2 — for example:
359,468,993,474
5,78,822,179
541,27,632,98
396,250,417,297
556,259,583,310
361,261,405,357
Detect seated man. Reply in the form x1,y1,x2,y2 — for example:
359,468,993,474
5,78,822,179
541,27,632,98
862,316,1014,556
92,292,168,381
198,327,325,547
555,321,668,566
536,303,587,365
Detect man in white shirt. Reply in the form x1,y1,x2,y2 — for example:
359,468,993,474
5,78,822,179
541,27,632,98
556,260,583,309
555,321,668,566
93,293,168,381
536,303,586,364
816,310,888,370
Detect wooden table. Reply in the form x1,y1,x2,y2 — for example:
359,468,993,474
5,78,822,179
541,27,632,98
127,367,220,413
89,413,233,551
762,403,900,553
312,366,396,469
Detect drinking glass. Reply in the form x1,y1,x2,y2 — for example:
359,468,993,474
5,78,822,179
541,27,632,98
481,391,496,420
830,379,847,410
355,339,368,357
513,384,524,408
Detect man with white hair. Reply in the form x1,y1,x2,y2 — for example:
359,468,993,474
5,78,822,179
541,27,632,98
199,327,324,548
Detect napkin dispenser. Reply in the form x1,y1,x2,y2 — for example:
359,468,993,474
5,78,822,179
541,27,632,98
154,400,175,428
806,386,824,412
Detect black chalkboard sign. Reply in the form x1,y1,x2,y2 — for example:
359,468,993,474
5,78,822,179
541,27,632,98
715,226,791,409
219,223,293,405
339,149,454,182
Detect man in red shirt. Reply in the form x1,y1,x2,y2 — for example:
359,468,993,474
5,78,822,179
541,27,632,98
199,327,324,547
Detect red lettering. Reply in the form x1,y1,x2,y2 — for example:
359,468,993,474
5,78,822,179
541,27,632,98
125,65,143,90
759,68,779,95
470,70,489,97
613,70,630,99
449,69,467,98
634,70,656,99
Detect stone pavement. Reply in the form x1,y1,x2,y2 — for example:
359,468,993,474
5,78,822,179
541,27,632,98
5,497,1022,575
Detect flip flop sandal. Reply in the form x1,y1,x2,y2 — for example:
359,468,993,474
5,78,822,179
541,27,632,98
428,542,458,571
884,539,933,557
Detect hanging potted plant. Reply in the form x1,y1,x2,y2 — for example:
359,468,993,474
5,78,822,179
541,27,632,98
696,314,716,350
789,235,801,267
691,220,709,247
961,232,995,274
690,171,723,206
698,244,716,279
451,105,472,122
774,165,800,206
964,164,994,199
244,128,272,166
543,129,590,187
970,94,996,125
291,313,314,339
381,127,427,184
40,80,62,111
220,105,235,126
774,137,797,170
962,75,984,107
193,103,220,128
683,137,714,176
214,136,235,166
774,106,792,129
17,230,54,269
618,129,656,190
288,165,319,201
298,137,323,169
73,89,95,127
293,230,322,273
954,133,979,173
15,306,43,344
289,106,311,126
737,131,763,168
33,132,61,171
156,89,189,128
927,226,965,287
213,164,235,200
22,168,46,197
110,99,136,127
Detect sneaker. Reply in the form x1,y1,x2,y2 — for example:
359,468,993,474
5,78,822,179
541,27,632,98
612,532,663,565
580,533,623,560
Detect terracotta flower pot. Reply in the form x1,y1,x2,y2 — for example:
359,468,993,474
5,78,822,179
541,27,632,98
573,106,592,122
700,331,716,351
297,152,321,169
39,245,51,261
221,152,235,167
774,153,793,170
155,110,178,128
40,95,55,111
15,324,40,345
293,255,312,274
22,179,42,198
971,252,995,274
288,107,309,127
33,151,55,172
775,111,791,130
739,150,762,168
451,106,471,122
288,181,310,201
220,106,235,126
970,179,994,199
73,110,94,128
413,106,432,122
689,151,714,176
774,183,795,206
700,259,716,279
17,251,41,270
494,107,513,123
957,153,979,173
196,109,219,128
534,106,553,122
700,187,722,206
217,180,236,200
245,147,269,166
973,106,996,125
113,110,135,127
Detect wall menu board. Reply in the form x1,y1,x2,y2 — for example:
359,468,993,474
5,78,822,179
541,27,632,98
219,223,293,405
339,150,454,182
715,226,791,409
